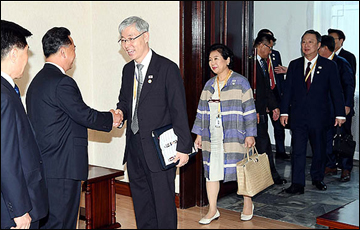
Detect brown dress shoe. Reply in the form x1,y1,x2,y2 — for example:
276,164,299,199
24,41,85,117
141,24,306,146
340,169,351,182
325,167,337,175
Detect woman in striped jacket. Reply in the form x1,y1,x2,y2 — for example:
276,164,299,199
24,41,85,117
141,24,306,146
192,44,257,224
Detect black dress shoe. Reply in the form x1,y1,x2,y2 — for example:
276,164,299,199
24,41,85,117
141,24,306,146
285,184,304,194
312,180,327,190
275,152,290,159
273,177,287,185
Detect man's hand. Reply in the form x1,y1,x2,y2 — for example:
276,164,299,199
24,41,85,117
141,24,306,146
334,118,346,127
174,152,189,168
110,109,123,128
345,106,350,116
272,108,280,121
280,115,288,127
274,65,288,74
11,213,31,229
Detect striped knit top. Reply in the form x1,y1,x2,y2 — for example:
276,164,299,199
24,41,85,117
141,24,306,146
191,71,257,182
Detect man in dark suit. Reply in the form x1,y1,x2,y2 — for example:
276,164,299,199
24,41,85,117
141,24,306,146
253,33,287,185
280,30,346,194
26,27,121,229
319,35,355,182
257,29,289,160
328,29,357,77
1,20,48,229
115,16,193,229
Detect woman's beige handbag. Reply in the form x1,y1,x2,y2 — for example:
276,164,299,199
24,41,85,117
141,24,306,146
236,146,274,197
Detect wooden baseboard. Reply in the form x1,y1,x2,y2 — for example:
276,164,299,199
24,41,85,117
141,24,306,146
115,180,180,208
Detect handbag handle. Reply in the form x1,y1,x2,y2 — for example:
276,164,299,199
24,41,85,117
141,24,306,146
245,146,259,161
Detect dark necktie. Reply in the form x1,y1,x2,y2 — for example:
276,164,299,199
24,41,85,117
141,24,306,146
131,64,144,134
305,62,312,91
260,59,268,77
266,58,276,90
14,84,21,98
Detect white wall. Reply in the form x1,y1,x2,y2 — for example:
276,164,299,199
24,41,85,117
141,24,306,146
1,1,180,184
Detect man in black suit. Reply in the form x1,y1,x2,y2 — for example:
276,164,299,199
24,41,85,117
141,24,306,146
252,33,287,185
257,29,289,160
1,20,48,229
280,30,346,194
115,16,193,229
319,35,355,182
328,29,357,76
26,27,121,229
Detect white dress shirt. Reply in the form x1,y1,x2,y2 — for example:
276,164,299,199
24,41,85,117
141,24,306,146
132,49,153,118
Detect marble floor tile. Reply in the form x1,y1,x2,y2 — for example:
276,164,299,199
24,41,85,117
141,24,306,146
217,157,359,228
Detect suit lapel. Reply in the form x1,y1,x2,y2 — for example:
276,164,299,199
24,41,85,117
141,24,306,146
138,51,158,105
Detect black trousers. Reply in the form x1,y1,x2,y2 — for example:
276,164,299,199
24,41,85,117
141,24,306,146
291,125,327,186
127,132,177,229
255,117,282,180
40,178,81,229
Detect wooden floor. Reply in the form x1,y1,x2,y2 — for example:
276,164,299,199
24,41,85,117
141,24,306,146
78,194,310,229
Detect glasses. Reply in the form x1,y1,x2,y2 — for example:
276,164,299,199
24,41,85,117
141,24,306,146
118,31,146,44
263,43,273,50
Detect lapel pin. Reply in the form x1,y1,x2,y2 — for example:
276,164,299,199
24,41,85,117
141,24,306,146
318,66,322,69
317,71,320,74
148,79,152,83
148,75,153,79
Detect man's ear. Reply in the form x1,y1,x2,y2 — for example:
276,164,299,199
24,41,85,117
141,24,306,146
60,47,66,58
9,48,18,63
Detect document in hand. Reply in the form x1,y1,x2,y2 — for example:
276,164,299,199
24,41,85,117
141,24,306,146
152,124,197,170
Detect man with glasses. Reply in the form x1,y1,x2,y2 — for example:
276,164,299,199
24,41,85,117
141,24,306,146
114,16,193,229
252,33,287,186
257,29,289,160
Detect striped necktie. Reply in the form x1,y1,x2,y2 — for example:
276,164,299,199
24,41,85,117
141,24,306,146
131,64,144,134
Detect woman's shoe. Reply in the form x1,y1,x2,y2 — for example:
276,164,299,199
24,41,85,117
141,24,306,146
241,204,254,221
199,209,220,224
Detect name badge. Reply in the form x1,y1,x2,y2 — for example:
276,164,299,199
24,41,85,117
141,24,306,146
215,116,222,128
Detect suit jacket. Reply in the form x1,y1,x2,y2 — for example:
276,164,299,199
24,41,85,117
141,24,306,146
333,54,355,116
281,55,346,129
269,49,285,101
255,59,278,116
117,50,193,172
26,64,113,181
1,77,48,228
339,48,357,76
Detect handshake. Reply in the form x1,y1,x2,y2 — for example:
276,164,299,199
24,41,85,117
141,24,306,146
110,109,124,128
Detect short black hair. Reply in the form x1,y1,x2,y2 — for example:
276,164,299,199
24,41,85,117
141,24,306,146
254,33,276,48
301,30,321,43
1,20,32,60
257,28,274,37
42,27,72,58
208,43,234,70
328,28,346,41
320,35,335,52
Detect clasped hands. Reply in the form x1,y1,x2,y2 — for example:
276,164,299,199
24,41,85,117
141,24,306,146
110,109,123,128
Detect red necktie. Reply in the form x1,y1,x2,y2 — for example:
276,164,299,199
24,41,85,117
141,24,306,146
305,62,312,91
266,58,275,90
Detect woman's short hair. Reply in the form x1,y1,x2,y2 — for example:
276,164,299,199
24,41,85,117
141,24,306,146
208,43,234,70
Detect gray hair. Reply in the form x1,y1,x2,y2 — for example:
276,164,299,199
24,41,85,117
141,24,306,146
118,16,149,35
